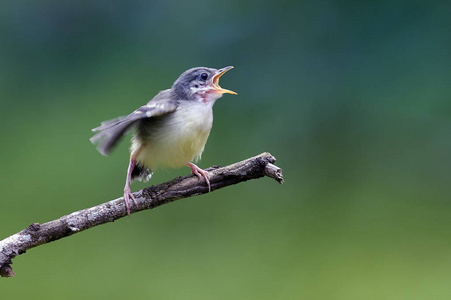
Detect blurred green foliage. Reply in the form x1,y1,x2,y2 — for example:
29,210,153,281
1,0,450,299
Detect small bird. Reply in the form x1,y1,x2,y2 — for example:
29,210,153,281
90,66,236,217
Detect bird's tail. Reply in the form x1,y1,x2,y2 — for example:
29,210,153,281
131,162,153,182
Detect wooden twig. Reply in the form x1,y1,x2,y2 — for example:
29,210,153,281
0,152,283,278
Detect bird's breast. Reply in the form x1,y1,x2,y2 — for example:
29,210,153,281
133,101,214,169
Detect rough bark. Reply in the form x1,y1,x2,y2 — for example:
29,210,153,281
0,152,283,278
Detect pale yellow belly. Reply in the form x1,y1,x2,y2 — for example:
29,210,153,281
131,102,213,170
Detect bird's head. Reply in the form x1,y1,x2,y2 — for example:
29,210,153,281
172,66,237,102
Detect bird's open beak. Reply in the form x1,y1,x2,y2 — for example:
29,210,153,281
212,66,237,95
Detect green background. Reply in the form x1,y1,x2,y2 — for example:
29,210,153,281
1,1,450,299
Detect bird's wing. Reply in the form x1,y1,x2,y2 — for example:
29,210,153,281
90,99,178,156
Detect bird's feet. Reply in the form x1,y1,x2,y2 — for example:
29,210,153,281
124,184,138,218
187,162,211,192
123,157,139,219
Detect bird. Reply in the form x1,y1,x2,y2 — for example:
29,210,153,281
90,66,236,217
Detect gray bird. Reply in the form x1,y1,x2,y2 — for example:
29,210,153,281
90,66,236,217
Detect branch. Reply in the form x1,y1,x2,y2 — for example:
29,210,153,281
0,152,283,278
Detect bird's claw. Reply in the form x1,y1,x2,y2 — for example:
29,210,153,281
124,186,138,218
187,162,211,192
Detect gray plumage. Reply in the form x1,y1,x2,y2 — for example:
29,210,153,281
90,66,236,217
90,90,178,156
90,67,220,157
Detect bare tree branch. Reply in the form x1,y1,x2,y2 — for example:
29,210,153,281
0,152,283,278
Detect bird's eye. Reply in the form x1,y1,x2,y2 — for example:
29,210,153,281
200,73,208,81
